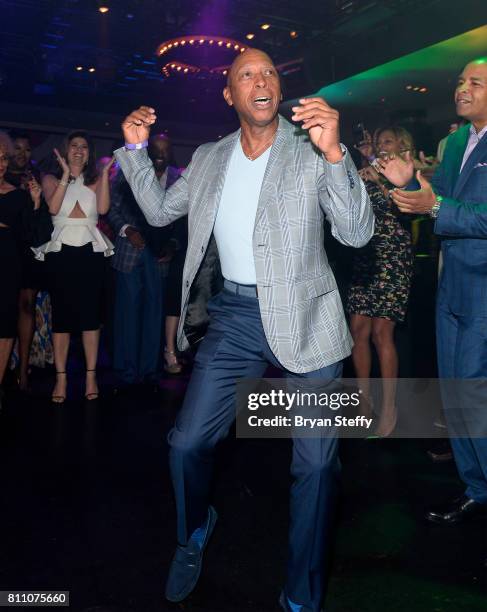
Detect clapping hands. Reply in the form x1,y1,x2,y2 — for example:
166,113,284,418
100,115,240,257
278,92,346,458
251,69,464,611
375,150,415,188
53,148,70,177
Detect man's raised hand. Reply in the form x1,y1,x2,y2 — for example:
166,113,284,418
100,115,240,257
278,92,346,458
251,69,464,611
121,106,157,145
291,97,343,163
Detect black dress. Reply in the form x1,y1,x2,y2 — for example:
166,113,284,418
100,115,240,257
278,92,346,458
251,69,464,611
5,168,44,290
0,189,34,337
347,181,413,323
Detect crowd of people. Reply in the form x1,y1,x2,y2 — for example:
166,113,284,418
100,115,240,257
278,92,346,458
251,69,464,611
0,46,486,612
0,119,446,409
0,129,188,406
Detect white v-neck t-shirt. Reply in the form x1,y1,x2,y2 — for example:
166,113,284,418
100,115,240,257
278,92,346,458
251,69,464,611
213,140,271,285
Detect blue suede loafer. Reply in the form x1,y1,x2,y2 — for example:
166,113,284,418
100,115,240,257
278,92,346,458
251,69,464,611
165,506,218,602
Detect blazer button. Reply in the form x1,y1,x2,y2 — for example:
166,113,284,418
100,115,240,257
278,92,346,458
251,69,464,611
201,246,204,253
186,280,189,287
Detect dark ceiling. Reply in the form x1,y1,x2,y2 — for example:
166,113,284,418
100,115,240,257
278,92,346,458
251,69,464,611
1,0,336,126
1,0,486,137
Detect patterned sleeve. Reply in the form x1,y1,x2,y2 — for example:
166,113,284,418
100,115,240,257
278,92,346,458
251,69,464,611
317,146,375,248
114,146,192,227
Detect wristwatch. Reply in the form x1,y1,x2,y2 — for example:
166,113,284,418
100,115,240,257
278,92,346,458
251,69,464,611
430,194,443,218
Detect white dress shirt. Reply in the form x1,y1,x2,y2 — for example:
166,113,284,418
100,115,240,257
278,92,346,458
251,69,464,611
460,124,487,171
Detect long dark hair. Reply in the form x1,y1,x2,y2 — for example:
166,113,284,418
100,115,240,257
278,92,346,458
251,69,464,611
62,130,98,186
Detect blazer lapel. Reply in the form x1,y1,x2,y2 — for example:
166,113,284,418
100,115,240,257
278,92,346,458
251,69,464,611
256,116,293,218
448,125,469,186
204,131,239,228
453,126,487,198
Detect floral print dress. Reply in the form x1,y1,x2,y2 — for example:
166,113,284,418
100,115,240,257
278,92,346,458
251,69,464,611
347,181,413,322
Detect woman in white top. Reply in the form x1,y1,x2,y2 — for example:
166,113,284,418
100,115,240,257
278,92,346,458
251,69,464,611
39,131,114,403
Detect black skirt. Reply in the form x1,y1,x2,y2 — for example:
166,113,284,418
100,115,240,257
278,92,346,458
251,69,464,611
20,243,46,290
0,228,21,338
46,244,105,333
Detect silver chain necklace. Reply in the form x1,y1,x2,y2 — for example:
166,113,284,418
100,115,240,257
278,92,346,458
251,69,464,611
241,132,276,161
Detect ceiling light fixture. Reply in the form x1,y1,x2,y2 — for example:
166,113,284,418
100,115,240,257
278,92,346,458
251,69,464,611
407,84,428,93
98,6,109,13
261,24,270,30
290,31,298,38
157,36,248,79
162,61,200,77
246,33,255,40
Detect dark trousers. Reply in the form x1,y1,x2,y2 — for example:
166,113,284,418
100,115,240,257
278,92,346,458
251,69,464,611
113,249,165,384
168,285,342,611
436,302,487,504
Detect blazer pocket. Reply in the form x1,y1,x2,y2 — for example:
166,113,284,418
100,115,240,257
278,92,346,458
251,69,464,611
295,273,337,301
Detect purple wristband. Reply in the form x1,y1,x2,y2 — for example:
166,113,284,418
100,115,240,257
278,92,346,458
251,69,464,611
125,140,148,150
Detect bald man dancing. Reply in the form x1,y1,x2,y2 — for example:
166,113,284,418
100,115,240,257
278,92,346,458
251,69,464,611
115,48,373,612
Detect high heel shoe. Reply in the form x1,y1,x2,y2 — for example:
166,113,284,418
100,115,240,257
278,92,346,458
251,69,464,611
85,369,99,401
368,407,398,439
52,371,67,404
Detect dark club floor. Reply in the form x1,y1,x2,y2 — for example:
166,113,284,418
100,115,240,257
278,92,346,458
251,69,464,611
0,361,486,612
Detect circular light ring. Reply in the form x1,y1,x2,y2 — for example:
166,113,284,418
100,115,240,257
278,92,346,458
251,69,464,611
162,61,234,78
163,58,301,79
157,35,246,56
210,64,232,75
162,61,201,77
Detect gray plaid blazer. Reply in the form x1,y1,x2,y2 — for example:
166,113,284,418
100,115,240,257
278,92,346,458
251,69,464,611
115,117,374,373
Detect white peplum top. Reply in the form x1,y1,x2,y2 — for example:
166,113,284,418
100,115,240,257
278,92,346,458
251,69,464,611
33,175,114,260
